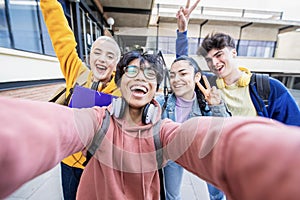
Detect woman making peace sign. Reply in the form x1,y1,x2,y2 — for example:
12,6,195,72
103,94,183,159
156,1,230,199
156,55,230,200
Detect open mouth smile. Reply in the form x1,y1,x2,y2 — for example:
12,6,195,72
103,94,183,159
130,85,148,97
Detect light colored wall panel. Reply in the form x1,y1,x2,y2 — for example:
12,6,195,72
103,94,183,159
117,24,200,38
242,27,278,41
186,24,201,38
116,27,157,36
201,25,240,39
0,48,62,83
276,31,300,59
158,23,200,37
157,22,178,37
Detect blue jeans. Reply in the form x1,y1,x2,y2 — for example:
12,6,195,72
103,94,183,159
61,162,83,200
163,160,183,200
207,183,226,200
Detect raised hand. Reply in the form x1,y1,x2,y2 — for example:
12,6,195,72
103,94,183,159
176,0,201,32
196,75,222,105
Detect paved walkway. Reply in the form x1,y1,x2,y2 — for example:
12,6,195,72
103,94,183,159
5,165,210,200
181,170,210,200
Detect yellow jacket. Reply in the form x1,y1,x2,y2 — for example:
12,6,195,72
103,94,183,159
40,0,121,169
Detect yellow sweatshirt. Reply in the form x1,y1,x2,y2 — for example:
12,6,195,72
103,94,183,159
40,0,121,169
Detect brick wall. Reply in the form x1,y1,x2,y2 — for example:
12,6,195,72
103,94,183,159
0,83,65,102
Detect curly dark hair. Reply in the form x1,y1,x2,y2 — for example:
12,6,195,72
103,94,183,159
198,32,236,57
172,56,210,114
115,51,164,91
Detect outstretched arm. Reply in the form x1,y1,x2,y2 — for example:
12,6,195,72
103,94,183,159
176,0,201,57
161,116,300,200
0,97,100,198
40,0,87,96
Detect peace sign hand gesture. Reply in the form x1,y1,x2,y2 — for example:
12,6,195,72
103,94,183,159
176,0,201,32
196,75,222,105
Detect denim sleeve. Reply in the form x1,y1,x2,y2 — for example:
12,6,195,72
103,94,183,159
176,30,188,58
209,102,231,117
268,78,300,126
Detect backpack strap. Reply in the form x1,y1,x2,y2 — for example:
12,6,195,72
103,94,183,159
251,73,270,108
83,109,110,166
152,120,165,200
153,120,163,168
48,87,67,103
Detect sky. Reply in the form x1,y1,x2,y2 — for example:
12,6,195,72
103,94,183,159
155,0,300,21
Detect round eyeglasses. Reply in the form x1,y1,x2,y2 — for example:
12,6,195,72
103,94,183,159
124,65,157,80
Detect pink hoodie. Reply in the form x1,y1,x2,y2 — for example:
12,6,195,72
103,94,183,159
0,96,300,200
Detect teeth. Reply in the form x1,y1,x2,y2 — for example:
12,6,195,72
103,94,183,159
215,65,223,71
131,85,148,93
174,84,183,88
96,65,106,70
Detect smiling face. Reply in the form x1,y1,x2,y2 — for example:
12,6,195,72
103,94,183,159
120,58,157,109
89,38,120,83
205,47,237,79
170,60,199,100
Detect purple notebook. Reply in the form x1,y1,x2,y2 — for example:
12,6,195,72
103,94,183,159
69,85,117,108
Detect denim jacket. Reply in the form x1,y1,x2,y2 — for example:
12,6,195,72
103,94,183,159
156,93,230,120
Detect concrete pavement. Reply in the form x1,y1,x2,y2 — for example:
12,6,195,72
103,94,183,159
5,165,210,200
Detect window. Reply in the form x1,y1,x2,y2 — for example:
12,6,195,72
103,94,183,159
0,0,55,55
9,0,42,53
0,0,11,48
238,40,275,58
39,9,55,56
188,37,199,55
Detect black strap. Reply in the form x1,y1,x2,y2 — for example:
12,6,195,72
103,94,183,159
252,73,270,107
158,51,171,115
65,86,75,106
49,87,66,103
158,169,165,200
83,110,110,166
256,74,270,107
153,120,163,169
152,120,165,199
91,81,100,90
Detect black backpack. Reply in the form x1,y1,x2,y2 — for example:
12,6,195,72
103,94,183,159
251,73,270,109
